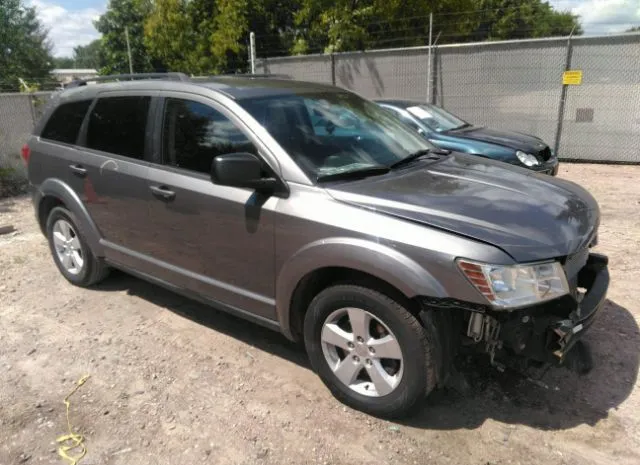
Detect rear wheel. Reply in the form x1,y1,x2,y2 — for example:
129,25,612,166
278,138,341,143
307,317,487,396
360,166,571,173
46,207,109,286
304,284,438,418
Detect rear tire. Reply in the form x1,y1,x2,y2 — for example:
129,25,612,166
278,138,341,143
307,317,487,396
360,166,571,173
304,284,438,418
46,206,109,287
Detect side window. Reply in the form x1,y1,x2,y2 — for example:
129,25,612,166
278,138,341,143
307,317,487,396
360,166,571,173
85,96,150,159
162,98,257,174
41,100,92,144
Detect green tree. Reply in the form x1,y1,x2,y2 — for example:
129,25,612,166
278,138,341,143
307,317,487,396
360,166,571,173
73,40,104,69
210,0,249,71
366,0,476,49
290,0,580,53
248,0,300,59
292,0,376,54
144,0,217,74
0,0,54,91
460,0,582,42
140,0,583,67
626,26,640,32
53,57,75,68
144,0,298,74
94,0,155,74
291,0,476,53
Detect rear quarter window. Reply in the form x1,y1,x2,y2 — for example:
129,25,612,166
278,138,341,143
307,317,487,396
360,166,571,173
40,100,92,144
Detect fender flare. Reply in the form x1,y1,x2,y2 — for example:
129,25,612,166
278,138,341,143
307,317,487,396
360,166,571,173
275,237,446,340
36,178,104,256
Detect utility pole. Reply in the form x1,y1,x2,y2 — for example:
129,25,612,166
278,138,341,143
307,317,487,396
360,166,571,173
427,12,433,103
249,32,256,74
125,26,134,75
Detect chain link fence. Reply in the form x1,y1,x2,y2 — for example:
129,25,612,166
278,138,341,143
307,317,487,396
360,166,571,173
1,33,638,192
558,35,640,162
0,91,53,196
259,33,640,163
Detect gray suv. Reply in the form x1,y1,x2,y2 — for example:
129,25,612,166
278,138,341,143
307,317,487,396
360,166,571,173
26,73,609,418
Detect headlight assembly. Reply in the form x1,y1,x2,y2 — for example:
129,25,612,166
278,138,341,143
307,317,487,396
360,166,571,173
516,150,540,167
457,259,569,309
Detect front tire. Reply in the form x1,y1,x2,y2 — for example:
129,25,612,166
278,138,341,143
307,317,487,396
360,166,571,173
304,284,438,418
46,206,109,287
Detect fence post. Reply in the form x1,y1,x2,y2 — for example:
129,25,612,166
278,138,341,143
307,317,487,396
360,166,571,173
249,32,256,74
427,12,433,103
430,31,441,105
28,94,38,127
330,53,336,86
554,30,575,156
124,26,134,75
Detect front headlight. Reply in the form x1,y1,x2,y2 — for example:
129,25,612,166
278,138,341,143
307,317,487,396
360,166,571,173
457,259,569,309
516,150,540,167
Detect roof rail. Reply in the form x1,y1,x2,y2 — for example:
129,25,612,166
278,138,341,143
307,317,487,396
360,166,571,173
191,73,291,80
66,72,191,88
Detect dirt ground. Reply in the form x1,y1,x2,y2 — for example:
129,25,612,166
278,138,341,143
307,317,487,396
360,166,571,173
1,163,639,465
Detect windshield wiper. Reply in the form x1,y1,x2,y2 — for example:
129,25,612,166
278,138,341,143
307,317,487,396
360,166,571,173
389,149,433,170
316,165,390,183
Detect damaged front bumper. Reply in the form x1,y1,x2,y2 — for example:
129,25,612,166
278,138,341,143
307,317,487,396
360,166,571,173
469,253,609,370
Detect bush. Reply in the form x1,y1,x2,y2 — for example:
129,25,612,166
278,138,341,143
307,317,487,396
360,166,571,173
0,165,28,198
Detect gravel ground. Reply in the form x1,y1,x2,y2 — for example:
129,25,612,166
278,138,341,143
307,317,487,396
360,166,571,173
1,163,639,465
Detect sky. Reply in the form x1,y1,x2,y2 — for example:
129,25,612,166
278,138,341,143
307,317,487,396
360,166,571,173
28,0,640,58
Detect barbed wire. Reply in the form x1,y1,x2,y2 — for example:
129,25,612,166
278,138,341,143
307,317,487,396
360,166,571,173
253,14,639,42
253,12,640,58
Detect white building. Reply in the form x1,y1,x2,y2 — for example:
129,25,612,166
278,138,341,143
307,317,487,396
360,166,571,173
51,69,99,84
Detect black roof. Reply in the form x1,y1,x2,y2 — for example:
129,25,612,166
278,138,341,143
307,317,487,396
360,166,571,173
198,76,341,99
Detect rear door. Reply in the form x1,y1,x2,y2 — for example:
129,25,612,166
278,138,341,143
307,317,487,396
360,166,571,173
74,92,157,258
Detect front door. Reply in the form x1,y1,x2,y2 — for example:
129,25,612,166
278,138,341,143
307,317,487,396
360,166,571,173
144,95,278,320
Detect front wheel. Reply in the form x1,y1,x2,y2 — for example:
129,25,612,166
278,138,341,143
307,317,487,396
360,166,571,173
304,285,438,418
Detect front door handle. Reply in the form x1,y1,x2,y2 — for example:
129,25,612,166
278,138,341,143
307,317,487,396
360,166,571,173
69,164,87,177
150,185,176,201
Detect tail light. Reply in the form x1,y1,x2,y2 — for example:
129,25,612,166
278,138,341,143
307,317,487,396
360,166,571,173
21,144,31,164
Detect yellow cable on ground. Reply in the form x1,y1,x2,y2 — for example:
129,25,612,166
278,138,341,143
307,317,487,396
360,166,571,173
56,374,90,465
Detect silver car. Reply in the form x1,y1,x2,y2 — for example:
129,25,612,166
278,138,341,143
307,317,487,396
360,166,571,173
25,73,609,418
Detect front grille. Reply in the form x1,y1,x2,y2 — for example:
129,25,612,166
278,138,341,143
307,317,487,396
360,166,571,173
538,147,552,161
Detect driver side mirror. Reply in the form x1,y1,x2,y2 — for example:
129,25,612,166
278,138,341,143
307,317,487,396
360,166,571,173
211,152,278,191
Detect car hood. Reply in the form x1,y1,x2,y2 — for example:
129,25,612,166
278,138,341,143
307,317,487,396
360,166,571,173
445,126,548,153
325,154,598,262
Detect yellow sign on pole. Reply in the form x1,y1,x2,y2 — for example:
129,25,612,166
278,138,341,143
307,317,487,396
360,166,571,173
563,70,583,85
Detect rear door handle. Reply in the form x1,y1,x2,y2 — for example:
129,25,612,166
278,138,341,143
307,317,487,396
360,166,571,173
149,185,176,201
69,164,87,177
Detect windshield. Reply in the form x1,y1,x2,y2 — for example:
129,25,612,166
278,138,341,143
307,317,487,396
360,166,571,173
238,91,436,181
406,104,468,132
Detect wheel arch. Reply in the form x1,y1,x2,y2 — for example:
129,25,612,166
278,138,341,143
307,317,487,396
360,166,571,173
36,178,103,256
276,237,446,341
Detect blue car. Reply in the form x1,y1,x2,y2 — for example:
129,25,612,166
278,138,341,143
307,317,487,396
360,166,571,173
376,100,559,175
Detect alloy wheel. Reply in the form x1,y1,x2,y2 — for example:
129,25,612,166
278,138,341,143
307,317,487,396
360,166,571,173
320,307,404,397
52,219,84,275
